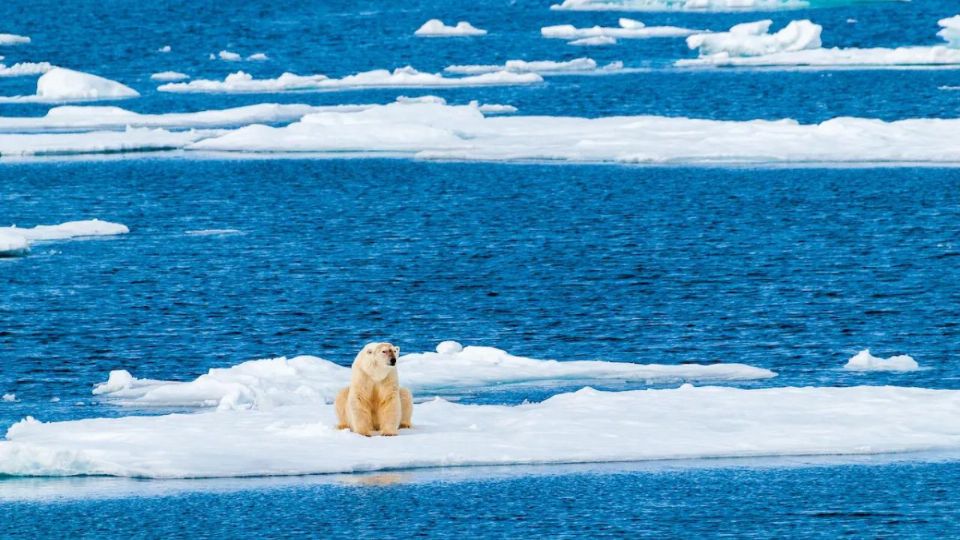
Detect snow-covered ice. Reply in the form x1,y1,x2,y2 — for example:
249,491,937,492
0,34,30,45
445,58,623,75
150,71,189,81
247,52,268,61
0,219,128,256
157,45,171,53
415,19,487,37
91,342,775,410
218,50,241,61
0,62,54,77
187,99,960,165
844,350,920,372
541,18,698,40
680,17,960,68
0,67,139,103
0,128,211,157
1,393,16,402
4,384,960,478
569,36,618,46
551,0,821,11
157,67,541,93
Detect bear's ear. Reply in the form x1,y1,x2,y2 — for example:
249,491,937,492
393,345,400,357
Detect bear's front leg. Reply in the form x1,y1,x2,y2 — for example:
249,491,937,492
334,388,350,430
377,392,402,436
348,395,375,437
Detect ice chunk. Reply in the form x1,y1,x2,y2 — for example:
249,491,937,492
415,19,487,37
541,19,697,39
0,231,30,257
0,62,54,77
1,393,16,402
445,58,622,75
91,343,775,410
157,45,171,53
938,15,960,48
5,385,960,478
0,128,210,157
0,67,138,103
844,350,920,372
686,19,821,57
0,34,30,45
551,0,817,11
0,220,128,256
158,67,542,93
569,36,618,46
247,52,268,61
150,71,189,81
218,50,241,61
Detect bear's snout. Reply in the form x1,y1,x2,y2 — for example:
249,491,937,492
388,355,397,366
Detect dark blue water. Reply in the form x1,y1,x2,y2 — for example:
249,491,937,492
3,0,960,535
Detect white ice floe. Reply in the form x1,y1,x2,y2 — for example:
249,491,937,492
157,45,171,53
0,220,128,257
445,58,623,75
0,67,139,103
569,36,618,46
150,71,189,82
542,18,697,40
680,17,960,68
5,384,960,478
247,52,268,61
187,99,960,165
471,101,517,114
1,393,16,402
217,50,241,61
0,62,54,77
91,342,775,410
0,34,30,45
0,128,211,157
844,349,920,373
0,103,343,132
415,19,487,37
551,0,832,11
157,67,541,93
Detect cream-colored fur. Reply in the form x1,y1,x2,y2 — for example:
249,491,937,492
335,342,414,436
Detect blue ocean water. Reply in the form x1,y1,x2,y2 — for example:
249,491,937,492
3,0,960,536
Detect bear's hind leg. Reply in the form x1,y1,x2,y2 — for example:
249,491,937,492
399,387,413,429
334,388,350,430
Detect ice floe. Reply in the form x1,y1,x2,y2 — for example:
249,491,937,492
569,36,618,46
1,393,16,402
247,52,268,61
679,17,960,68
0,220,128,256
217,50,241,61
445,58,623,75
0,62,53,77
157,45,171,53
157,67,541,93
542,18,698,40
150,71,189,81
0,128,211,157
0,67,139,103
91,342,775,410
550,0,856,11
186,99,960,164
5,384,960,478
844,350,920,372
415,19,487,37
0,34,30,45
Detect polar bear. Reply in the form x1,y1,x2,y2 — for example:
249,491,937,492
335,342,413,436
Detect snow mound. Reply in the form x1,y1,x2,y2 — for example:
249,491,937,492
0,34,30,45
188,100,960,165
0,67,139,103
542,18,697,39
844,350,920,373
686,19,821,57
0,219,128,256
415,19,487,37
6,385,960,478
0,62,54,77
150,71,189,81
680,16,960,67
158,67,541,93
445,58,623,75
91,343,775,411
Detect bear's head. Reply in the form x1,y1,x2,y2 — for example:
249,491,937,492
355,342,401,381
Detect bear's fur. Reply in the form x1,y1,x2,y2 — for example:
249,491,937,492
335,342,413,436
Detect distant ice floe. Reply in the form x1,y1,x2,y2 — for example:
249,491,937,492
679,17,960,68
550,0,881,11
542,18,698,41
1,393,16,402
187,99,960,164
150,71,189,82
211,50,268,61
0,220,128,257
157,45,171,53
157,67,541,94
415,19,487,37
844,350,920,372
0,67,138,103
247,52,268,61
0,34,30,45
0,128,211,157
217,50,241,61
569,36,618,46
445,58,624,75
7,384,960,478
0,62,54,77
92,342,776,410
